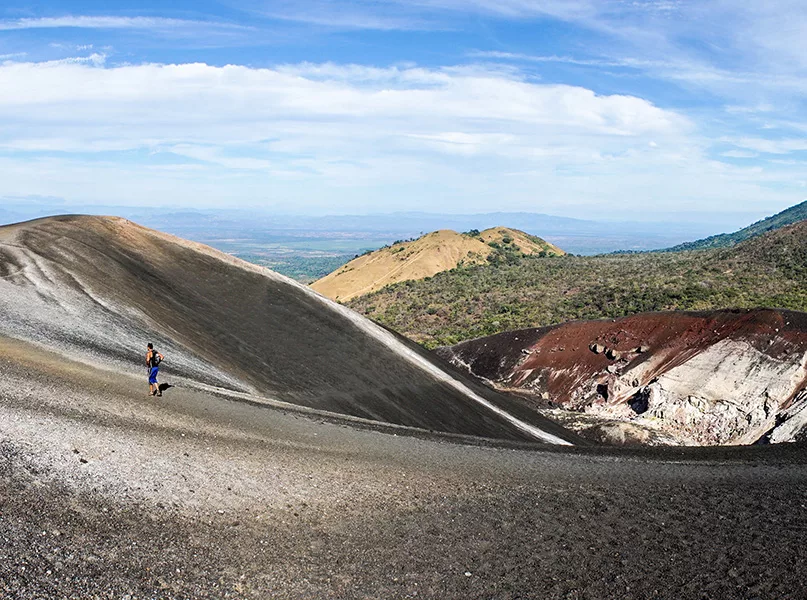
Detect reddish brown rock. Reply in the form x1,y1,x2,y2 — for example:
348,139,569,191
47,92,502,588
437,309,807,445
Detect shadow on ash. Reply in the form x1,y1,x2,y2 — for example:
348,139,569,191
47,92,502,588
0,214,581,446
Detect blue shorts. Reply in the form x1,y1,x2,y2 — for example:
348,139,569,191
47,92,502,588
149,367,159,384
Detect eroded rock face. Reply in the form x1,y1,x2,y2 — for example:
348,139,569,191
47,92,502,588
637,339,805,445
770,390,807,444
437,310,807,446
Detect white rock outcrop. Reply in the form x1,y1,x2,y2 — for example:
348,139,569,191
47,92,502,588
572,339,807,445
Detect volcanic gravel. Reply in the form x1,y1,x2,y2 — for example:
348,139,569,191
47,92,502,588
2,337,807,599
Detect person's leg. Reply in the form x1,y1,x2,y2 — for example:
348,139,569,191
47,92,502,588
149,368,159,395
152,367,161,396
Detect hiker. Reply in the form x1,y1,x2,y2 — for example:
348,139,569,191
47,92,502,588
146,343,164,396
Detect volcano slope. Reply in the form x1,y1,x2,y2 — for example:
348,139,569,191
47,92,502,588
437,309,807,446
2,216,807,599
0,215,577,445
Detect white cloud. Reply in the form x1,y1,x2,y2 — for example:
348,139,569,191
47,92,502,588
264,9,427,30
0,60,685,139
300,1,807,110
0,57,800,218
721,150,759,159
730,138,807,155
404,0,599,20
236,0,616,31
168,144,275,171
404,132,520,156
0,15,248,32
724,104,776,115
0,57,687,193
246,0,680,33
468,51,655,68
729,1,807,71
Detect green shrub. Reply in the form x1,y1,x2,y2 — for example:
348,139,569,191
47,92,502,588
347,225,807,348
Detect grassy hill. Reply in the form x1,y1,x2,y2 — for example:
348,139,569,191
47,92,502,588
311,226,563,301
664,199,807,252
347,221,807,348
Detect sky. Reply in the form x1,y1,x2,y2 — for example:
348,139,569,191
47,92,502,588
0,1,806,225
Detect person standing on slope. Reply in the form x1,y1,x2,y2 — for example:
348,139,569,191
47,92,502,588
146,343,164,397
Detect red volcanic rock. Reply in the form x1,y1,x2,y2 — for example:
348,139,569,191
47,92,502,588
437,309,807,446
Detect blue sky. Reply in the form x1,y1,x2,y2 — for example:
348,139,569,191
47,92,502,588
1,1,806,225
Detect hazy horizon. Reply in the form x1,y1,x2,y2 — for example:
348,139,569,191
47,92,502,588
0,199,782,256
0,199,769,230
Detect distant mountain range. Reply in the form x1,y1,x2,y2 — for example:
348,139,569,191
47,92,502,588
664,199,807,252
0,202,725,255
3,199,803,255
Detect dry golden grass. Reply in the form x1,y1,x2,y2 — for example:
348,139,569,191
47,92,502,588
311,227,564,301
478,227,565,256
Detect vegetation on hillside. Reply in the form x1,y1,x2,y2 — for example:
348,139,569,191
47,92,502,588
237,253,353,283
311,226,562,301
348,222,807,349
664,199,807,252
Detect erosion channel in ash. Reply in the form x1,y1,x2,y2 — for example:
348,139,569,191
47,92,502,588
1,215,806,599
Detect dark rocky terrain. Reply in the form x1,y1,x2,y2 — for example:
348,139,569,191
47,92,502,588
1,216,807,598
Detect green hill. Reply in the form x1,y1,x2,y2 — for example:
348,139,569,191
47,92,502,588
664,199,807,252
347,221,807,348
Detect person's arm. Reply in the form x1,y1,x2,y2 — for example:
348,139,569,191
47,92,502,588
158,352,164,362
146,350,151,366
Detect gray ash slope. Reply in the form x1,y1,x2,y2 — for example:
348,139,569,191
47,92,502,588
0,214,579,444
